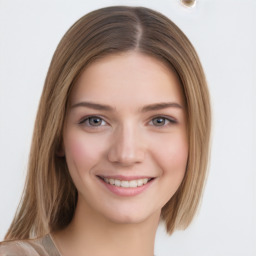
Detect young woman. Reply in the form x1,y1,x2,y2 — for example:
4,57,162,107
0,6,211,256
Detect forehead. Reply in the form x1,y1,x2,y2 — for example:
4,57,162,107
69,51,184,108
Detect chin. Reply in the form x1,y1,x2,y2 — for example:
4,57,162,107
101,206,161,226
109,213,145,225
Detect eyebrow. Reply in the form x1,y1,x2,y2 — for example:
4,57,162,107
141,102,183,112
71,101,114,111
70,101,183,112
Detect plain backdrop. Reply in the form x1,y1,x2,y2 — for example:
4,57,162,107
0,0,255,255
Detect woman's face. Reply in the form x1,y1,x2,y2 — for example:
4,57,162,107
63,52,188,224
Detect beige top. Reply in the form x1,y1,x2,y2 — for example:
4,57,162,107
0,234,61,256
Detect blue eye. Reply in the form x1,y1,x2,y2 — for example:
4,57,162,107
150,117,176,126
80,116,106,127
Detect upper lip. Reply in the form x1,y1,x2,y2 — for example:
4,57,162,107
97,175,155,181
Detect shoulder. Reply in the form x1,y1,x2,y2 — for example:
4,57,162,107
0,235,54,256
0,240,32,255
0,240,39,255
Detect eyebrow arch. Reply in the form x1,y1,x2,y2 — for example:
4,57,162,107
70,101,183,112
71,102,114,111
141,102,183,112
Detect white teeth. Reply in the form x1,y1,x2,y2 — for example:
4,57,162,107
121,181,129,188
102,177,151,188
114,179,121,187
137,179,144,186
129,180,138,188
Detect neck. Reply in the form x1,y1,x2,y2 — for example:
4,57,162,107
53,196,160,256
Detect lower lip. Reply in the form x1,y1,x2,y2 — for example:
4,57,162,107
98,178,154,197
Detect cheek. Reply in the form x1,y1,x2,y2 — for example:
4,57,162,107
152,133,188,176
63,131,107,170
155,135,188,204
168,139,188,168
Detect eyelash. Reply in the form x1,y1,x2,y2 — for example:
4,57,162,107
78,116,107,127
78,115,177,128
149,116,177,127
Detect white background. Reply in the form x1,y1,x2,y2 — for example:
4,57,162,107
0,0,255,255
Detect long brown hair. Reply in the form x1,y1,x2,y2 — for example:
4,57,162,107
4,6,211,240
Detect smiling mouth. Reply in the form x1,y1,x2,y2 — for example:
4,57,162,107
98,176,154,188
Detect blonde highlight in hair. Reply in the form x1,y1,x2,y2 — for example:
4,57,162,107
4,6,211,240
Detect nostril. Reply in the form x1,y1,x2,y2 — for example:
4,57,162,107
107,147,145,165
107,129,145,164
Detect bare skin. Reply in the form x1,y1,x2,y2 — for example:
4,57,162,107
53,204,160,256
53,51,188,256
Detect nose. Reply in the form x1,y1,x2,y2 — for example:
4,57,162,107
107,123,145,166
